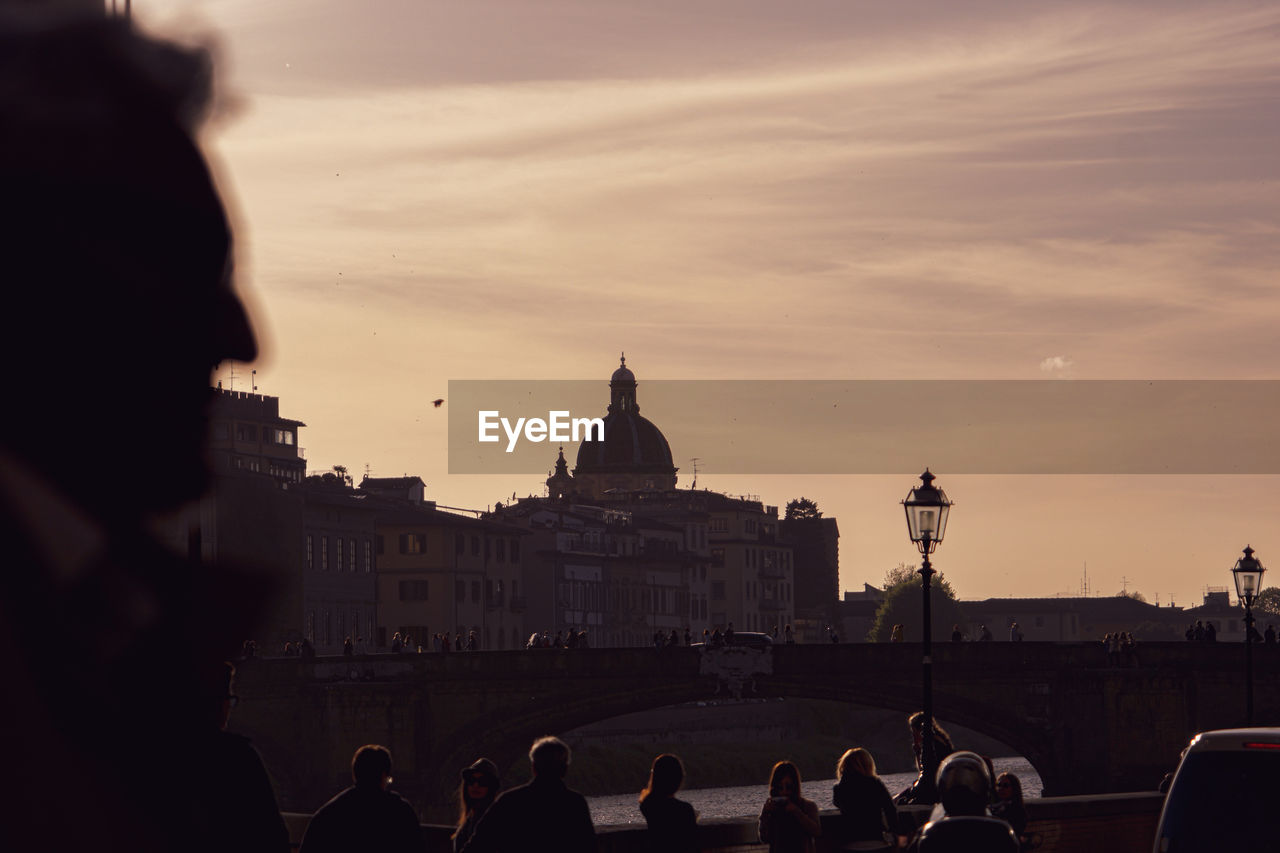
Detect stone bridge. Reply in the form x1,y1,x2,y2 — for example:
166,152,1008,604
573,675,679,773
231,642,1278,821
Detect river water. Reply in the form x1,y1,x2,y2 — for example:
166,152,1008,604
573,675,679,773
585,757,1042,827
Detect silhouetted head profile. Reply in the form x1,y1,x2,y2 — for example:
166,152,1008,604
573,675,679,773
529,736,571,779
0,13,256,520
837,747,877,780
351,745,394,790
640,753,684,803
935,751,991,817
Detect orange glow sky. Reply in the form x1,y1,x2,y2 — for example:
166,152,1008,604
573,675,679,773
143,1,1280,609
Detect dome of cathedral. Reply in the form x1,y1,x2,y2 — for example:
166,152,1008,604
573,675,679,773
573,355,676,478
574,411,674,473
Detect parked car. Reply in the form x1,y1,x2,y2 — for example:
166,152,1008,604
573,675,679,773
1153,727,1280,852
692,631,774,649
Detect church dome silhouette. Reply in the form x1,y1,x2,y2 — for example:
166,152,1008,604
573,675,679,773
573,354,676,487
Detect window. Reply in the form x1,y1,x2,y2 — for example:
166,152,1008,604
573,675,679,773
399,533,426,554
376,534,385,555
306,535,314,569
710,518,728,534
496,538,506,560
274,429,295,445
398,580,429,601
456,580,465,602
349,538,357,572
336,539,344,571
337,612,344,642
745,519,757,534
711,548,725,567
471,580,481,603
456,533,465,555
511,540,520,561
306,610,315,641
364,540,371,572
321,537,329,571
711,581,726,600
471,536,480,556
235,424,257,441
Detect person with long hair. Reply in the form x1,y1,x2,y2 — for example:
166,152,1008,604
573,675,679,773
990,772,1028,841
832,748,897,851
453,758,500,853
895,712,956,805
759,761,822,853
638,753,698,853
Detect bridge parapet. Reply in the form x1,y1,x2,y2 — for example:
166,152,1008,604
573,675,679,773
234,643,1275,821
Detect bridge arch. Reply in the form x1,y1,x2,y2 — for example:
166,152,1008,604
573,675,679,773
232,641,1278,819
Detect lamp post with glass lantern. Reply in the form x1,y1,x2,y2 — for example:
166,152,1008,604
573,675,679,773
1231,545,1265,725
902,469,953,795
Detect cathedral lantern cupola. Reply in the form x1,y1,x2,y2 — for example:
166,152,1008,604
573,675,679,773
609,352,638,414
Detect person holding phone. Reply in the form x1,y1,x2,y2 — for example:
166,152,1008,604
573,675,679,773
759,761,822,853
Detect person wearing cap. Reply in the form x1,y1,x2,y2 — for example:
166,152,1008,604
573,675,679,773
454,758,501,853
913,751,1018,852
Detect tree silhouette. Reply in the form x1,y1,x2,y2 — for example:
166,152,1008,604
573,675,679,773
1255,586,1280,618
868,572,965,642
785,497,822,520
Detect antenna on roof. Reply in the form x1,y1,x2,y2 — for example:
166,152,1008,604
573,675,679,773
690,457,700,489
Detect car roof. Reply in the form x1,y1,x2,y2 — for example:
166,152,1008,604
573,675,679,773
1185,727,1280,752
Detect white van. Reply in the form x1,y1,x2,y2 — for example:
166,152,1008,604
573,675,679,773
1152,727,1280,852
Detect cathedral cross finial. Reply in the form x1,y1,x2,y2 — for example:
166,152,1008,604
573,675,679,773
620,351,626,367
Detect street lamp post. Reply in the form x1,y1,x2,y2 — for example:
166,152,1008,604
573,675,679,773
1231,545,1266,725
902,469,953,796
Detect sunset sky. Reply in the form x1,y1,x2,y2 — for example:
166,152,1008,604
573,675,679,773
141,0,1280,609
